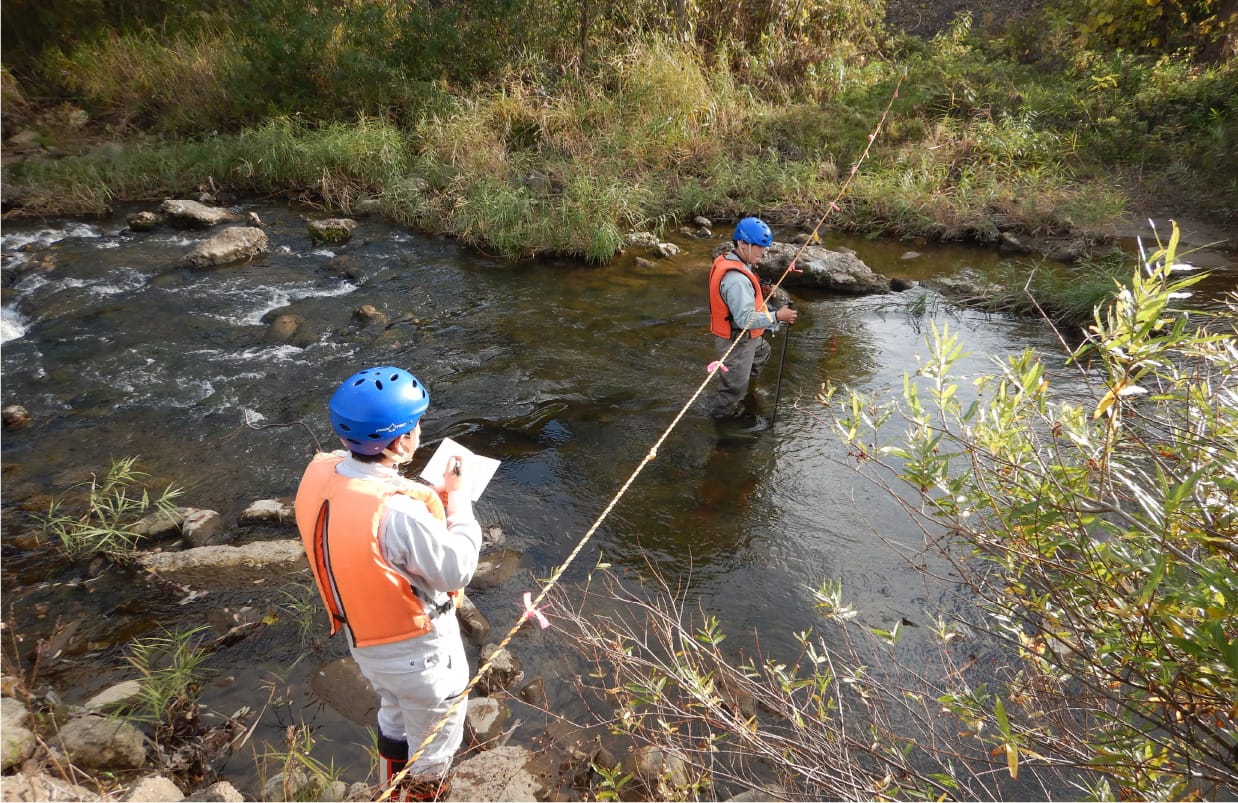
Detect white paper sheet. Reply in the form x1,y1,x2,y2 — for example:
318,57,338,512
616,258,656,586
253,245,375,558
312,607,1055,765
418,437,500,502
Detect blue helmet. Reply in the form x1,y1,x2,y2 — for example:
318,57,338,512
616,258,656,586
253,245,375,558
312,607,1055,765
328,366,429,455
734,217,773,247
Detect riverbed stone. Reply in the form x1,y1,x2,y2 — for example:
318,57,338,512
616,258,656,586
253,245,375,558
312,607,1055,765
925,271,1000,302
465,696,509,748
308,218,358,245
181,508,229,547
518,677,546,708
185,781,245,801
308,657,377,726
355,198,383,216
55,714,147,771
624,231,659,249
625,745,691,797
238,498,294,526
262,767,344,802
136,539,307,587
263,313,304,344
131,506,188,540
127,211,163,232
351,303,388,327
654,242,681,258
83,679,143,714
0,771,103,801
476,644,523,696
445,745,551,802
999,231,1032,255
2,405,31,430
123,775,184,802
471,548,522,590
458,594,491,644
1,697,35,771
176,226,269,269
159,199,238,228
757,242,890,295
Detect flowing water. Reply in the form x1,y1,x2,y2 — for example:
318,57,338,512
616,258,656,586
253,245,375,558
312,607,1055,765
2,204,1233,797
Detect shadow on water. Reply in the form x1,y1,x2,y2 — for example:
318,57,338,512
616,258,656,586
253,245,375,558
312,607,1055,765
1,205,1234,796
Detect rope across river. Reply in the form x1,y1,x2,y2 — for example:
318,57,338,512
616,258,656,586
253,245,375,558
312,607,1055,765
379,69,907,801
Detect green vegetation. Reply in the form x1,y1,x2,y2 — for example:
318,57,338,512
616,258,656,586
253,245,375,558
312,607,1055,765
125,626,212,746
256,724,346,802
1,1,1233,262
558,223,1237,800
40,456,183,560
825,223,1236,798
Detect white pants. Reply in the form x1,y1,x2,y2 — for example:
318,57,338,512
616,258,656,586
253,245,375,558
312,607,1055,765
350,616,470,779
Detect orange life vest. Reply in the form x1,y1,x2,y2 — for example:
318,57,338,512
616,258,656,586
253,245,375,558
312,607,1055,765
708,252,768,339
294,452,460,648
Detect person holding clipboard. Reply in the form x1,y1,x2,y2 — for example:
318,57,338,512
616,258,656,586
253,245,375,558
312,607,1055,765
294,366,484,800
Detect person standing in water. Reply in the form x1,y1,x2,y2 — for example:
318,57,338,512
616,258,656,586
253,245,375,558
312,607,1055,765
706,217,798,425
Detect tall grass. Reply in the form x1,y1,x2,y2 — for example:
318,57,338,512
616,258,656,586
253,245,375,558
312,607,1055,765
39,29,238,134
5,22,1233,258
125,625,212,745
41,456,183,560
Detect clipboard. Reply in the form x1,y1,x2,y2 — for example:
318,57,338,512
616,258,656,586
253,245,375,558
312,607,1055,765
418,437,500,502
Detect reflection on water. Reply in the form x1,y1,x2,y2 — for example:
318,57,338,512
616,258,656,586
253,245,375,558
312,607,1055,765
2,204,1233,794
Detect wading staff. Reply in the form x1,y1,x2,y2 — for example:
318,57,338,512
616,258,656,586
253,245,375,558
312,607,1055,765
769,302,793,427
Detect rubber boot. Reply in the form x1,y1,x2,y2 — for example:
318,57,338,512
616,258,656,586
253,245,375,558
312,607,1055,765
377,733,409,786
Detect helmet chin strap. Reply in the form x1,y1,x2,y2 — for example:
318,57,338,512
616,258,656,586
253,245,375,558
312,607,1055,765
381,445,413,466
380,427,420,466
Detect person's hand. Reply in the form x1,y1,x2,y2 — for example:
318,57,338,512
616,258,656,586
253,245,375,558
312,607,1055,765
442,456,466,495
776,306,798,325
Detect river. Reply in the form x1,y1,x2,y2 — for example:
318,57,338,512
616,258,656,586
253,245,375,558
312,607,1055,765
1,203,1232,798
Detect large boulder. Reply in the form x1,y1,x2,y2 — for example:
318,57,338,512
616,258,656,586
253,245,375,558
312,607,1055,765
757,242,889,294
159,199,238,228
175,226,269,269
445,745,551,802
54,714,148,771
137,540,307,586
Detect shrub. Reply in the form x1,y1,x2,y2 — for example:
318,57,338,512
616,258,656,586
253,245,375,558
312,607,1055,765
827,221,1237,799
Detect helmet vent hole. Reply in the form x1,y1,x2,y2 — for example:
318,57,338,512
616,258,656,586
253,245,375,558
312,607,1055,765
375,380,384,390
339,423,351,432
